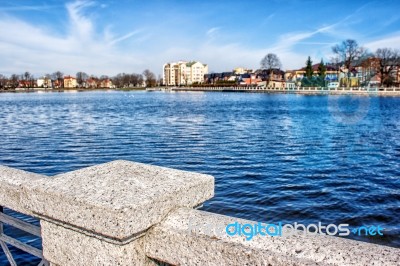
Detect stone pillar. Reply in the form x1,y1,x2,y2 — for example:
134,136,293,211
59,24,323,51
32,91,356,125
23,160,214,266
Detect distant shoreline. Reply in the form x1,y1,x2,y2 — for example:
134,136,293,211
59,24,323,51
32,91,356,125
165,86,400,97
0,87,146,93
2,86,400,97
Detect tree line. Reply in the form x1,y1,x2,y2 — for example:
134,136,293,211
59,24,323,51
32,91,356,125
260,39,400,87
0,69,159,90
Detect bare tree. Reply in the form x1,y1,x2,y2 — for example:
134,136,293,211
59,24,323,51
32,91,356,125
137,74,144,87
375,48,400,87
260,53,282,70
359,56,380,86
76,72,89,87
131,74,138,87
30,74,36,88
111,73,144,88
0,74,7,90
52,71,64,88
43,74,51,88
260,53,282,86
131,74,143,87
22,72,32,88
112,74,121,88
89,75,99,88
23,71,31,80
122,73,130,87
10,74,19,88
143,69,156,87
332,39,366,87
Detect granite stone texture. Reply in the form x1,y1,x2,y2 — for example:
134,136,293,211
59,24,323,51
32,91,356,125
0,165,48,215
24,160,214,242
41,220,157,266
145,208,400,266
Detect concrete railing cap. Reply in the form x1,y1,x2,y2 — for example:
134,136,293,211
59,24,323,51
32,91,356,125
0,165,48,215
24,160,214,242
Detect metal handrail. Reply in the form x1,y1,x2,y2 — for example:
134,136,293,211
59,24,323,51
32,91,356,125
0,206,49,266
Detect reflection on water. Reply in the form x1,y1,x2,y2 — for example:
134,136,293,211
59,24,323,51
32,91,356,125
0,91,399,263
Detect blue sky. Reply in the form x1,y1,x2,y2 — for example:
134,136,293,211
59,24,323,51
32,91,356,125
0,0,399,77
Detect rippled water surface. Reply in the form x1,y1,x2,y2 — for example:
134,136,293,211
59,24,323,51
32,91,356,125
0,91,399,263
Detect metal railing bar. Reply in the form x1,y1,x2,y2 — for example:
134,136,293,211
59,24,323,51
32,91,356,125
38,259,50,266
0,240,17,266
0,213,41,237
0,234,43,259
0,206,2,233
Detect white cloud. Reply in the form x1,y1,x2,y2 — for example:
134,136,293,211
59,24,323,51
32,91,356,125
0,4,58,11
365,33,400,52
108,30,142,45
0,0,318,77
66,1,96,42
206,27,220,36
0,0,146,77
0,0,398,77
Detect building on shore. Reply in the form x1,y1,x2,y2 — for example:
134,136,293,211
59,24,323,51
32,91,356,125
285,63,339,86
204,72,236,84
203,68,285,87
63,76,77,88
37,77,52,88
239,73,262,86
283,61,400,88
163,61,208,86
255,69,285,88
233,67,252,75
100,78,114,88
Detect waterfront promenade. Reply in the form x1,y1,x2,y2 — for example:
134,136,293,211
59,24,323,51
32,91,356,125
171,86,400,96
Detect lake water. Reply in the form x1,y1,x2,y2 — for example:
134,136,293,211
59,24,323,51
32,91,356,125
0,91,399,264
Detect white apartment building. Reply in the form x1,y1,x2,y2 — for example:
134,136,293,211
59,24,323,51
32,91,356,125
36,77,52,88
163,61,208,86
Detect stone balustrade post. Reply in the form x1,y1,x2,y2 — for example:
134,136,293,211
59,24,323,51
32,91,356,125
0,161,214,266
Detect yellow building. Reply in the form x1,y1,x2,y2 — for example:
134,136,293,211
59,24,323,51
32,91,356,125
63,76,77,88
340,77,359,87
233,67,252,75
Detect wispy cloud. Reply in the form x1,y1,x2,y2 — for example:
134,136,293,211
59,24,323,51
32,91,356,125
269,21,340,53
365,33,400,51
108,30,142,45
265,13,275,21
0,0,146,76
0,0,399,76
382,15,400,27
0,4,58,11
206,27,220,39
66,0,96,41
297,42,336,45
